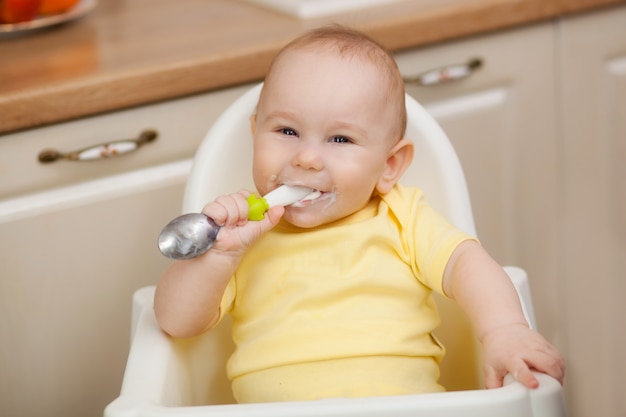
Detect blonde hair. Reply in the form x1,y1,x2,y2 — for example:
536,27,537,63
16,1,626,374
263,26,407,141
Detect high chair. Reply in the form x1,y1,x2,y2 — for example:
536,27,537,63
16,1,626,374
105,84,567,417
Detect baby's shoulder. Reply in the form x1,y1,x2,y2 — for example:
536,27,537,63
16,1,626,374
380,183,427,215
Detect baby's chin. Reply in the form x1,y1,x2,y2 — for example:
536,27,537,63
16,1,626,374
281,210,330,229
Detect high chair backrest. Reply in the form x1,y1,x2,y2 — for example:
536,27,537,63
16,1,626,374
182,83,483,392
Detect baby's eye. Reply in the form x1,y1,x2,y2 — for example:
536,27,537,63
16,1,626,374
280,128,298,136
331,136,352,144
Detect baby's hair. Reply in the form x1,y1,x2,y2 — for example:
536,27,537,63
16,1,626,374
265,26,407,141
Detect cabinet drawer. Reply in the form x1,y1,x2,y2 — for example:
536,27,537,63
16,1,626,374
394,25,551,103
0,83,252,200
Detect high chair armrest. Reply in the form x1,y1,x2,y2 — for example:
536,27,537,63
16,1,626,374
503,266,538,330
525,373,568,417
109,286,193,410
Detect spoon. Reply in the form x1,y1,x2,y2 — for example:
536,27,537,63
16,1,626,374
157,185,316,260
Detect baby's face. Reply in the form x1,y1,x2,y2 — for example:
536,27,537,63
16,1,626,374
252,49,401,228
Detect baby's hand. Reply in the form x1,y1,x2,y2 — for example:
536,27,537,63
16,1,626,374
481,323,565,389
201,191,284,256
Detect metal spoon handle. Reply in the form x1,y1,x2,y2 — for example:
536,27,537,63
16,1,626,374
157,185,313,260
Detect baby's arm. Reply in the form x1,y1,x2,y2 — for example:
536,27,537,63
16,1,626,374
154,191,284,338
442,240,565,388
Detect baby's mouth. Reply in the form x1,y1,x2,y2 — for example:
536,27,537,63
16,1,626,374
291,189,324,207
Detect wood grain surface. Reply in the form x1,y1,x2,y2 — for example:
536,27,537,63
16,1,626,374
0,0,623,133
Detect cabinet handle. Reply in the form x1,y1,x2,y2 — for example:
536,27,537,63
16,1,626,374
403,58,482,86
38,129,158,163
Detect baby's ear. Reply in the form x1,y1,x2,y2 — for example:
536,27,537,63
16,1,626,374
376,138,414,194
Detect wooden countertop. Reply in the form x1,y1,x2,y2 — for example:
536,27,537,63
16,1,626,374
1,0,624,134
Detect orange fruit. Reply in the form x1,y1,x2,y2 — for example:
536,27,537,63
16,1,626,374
0,0,41,23
38,0,80,14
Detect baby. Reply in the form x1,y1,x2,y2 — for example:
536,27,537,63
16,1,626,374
154,26,565,403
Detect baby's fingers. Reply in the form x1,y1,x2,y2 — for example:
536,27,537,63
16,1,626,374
484,365,506,389
510,359,540,388
523,348,566,385
203,192,250,227
262,206,285,229
485,359,539,389
490,350,565,390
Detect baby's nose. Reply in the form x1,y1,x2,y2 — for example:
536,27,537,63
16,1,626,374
292,142,324,171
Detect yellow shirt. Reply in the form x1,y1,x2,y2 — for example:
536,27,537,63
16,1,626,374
218,184,474,402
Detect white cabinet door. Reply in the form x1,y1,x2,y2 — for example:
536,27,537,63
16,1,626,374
0,161,189,417
395,23,561,344
558,5,626,417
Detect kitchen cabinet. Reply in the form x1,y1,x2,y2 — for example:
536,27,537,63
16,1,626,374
0,84,251,417
1,4,624,416
395,23,561,347
558,5,626,417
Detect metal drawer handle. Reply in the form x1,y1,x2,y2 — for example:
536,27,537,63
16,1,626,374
38,129,158,163
403,58,482,86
